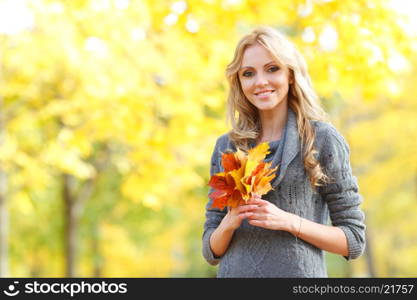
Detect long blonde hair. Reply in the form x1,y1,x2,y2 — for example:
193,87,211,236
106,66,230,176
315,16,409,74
225,26,329,187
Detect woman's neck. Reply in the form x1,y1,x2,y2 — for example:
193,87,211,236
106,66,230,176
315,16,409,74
257,103,288,143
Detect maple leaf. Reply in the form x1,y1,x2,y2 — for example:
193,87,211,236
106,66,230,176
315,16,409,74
208,190,229,209
251,162,278,195
208,142,279,210
229,165,247,199
243,142,270,179
248,142,270,162
229,189,243,208
221,152,241,172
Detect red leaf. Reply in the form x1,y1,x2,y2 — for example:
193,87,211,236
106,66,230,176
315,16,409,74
208,189,227,200
251,162,266,177
208,175,229,190
211,194,229,210
221,153,241,172
208,143,278,209
229,189,243,208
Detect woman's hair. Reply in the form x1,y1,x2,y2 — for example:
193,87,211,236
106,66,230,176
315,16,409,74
225,26,329,187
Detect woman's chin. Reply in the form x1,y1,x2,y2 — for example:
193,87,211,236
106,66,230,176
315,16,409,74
254,101,283,112
248,95,288,112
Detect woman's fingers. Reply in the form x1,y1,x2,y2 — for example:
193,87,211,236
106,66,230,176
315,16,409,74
237,204,258,213
238,211,253,219
232,198,271,222
247,198,269,206
247,213,266,220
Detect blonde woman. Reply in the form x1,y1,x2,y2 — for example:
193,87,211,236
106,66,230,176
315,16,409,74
202,26,365,277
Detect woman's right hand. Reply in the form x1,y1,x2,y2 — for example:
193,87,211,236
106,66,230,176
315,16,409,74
209,200,259,258
222,202,259,231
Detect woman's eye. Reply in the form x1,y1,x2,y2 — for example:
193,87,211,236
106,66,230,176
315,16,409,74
268,66,279,72
242,71,253,77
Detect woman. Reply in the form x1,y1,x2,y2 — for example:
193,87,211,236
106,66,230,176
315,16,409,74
202,26,366,277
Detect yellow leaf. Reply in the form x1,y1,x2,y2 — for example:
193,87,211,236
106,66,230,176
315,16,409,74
248,142,270,162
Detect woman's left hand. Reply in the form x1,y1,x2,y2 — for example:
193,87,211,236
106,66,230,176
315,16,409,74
246,194,295,232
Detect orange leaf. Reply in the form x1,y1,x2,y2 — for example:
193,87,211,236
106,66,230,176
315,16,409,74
208,174,234,193
229,166,247,198
211,194,229,210
221,152,241,172
228,189,243,208
208,143,278,209
209,189,227,201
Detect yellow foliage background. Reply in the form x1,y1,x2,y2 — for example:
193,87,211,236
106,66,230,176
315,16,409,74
0,0,416,277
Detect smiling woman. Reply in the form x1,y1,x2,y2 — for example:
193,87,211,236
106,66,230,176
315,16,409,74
238,44,292,142
202,26,366,278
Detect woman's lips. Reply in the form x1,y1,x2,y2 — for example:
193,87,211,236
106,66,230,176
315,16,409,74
255,90,275,98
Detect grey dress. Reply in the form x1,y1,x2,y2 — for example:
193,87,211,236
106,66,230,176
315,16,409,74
202,108,366,277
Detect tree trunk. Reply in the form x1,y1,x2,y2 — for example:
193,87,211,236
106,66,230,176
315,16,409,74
63,173,76,277
92,225,102,277
0,93,8,277
0,171,8,277
62,172,96,277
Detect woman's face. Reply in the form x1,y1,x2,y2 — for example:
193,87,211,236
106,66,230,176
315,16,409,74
238,43,292,112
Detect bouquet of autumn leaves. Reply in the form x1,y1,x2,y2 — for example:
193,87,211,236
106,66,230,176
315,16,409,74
208,142,278,210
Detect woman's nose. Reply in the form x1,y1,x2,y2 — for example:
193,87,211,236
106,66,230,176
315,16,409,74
254,74,268,86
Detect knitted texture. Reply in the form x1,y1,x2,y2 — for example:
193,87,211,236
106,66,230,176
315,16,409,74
202,108,366,277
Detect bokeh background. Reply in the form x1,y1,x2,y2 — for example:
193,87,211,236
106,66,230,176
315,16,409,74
0,0,416,278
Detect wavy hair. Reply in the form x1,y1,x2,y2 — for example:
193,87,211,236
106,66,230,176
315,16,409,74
225,26,329,187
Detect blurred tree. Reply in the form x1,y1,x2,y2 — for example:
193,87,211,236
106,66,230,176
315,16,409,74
0,79,8,276
0,0,415,277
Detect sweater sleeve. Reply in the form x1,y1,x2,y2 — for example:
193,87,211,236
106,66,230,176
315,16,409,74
202,137,227,266
318,127,366,260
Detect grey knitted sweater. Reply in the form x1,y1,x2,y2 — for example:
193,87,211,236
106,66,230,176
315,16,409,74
202,108,366,277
